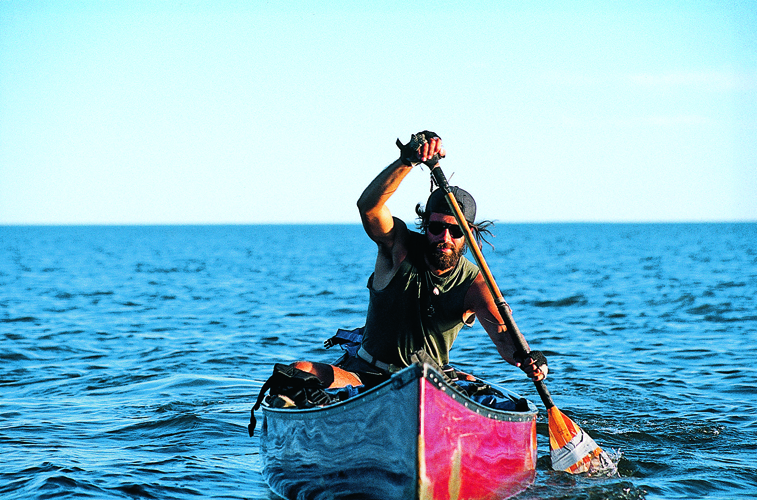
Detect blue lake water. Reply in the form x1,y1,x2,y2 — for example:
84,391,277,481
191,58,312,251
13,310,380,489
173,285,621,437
1,223,756,499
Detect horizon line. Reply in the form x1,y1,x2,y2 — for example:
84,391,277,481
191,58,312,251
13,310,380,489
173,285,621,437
2,220,756,227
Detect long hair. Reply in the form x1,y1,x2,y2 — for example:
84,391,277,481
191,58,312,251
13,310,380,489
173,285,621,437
415,203,495,251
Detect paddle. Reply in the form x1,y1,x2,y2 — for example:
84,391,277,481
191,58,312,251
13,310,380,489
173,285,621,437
428,163,614,474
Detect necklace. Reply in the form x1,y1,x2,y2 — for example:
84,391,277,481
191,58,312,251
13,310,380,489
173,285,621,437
424,270,441,318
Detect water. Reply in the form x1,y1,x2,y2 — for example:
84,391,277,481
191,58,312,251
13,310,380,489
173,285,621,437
1,223,755,499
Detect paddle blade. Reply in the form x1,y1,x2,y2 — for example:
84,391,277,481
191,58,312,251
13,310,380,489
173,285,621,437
547,406,615,474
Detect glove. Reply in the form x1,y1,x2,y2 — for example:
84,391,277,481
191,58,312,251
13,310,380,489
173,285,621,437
514,350,548,379
395,130,444,167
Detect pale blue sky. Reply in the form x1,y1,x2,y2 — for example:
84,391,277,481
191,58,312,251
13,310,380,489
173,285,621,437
1,1,755,224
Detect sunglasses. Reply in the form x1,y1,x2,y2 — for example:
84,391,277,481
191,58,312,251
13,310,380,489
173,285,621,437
426,221,465,239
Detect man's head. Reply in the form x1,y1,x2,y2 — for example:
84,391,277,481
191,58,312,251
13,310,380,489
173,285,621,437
422,187,476,226
416,187,477,272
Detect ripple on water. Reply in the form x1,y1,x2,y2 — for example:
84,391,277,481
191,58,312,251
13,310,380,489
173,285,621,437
2,224,756,499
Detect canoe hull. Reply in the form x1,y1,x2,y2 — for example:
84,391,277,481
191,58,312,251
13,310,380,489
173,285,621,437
419,372,537,499
261,368,421,499
260,365,537,500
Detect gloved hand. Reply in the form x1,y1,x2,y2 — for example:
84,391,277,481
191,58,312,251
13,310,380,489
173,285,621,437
515,350,548,381
395,131,446,167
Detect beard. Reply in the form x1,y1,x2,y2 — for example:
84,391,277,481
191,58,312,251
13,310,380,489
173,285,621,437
426,242,463,271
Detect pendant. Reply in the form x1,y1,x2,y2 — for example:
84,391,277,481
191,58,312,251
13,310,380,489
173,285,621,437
427,305,435,317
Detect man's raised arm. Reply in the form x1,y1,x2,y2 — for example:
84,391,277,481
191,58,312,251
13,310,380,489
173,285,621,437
356,132,445,249
357,159,414,249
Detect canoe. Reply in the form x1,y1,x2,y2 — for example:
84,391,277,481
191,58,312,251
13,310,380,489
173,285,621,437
258,363,538,500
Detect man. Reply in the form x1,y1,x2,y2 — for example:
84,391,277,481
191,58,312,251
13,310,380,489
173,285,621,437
294,131,547,388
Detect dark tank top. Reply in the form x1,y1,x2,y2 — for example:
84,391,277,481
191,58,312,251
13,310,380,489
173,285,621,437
361,231,480,367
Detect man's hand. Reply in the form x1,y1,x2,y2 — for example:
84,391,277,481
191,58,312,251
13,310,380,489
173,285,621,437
515,350,548,382
419,134,445,165
396,131,446,167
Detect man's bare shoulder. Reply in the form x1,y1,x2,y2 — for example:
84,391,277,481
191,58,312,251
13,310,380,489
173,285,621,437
464,272,493,310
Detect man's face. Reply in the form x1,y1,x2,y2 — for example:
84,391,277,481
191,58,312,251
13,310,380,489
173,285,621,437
425,212,466,272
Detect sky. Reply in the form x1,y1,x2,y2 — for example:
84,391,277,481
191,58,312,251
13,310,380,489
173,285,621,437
1,0,755,224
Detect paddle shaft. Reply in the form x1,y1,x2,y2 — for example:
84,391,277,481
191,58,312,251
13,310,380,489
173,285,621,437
429,166,555,410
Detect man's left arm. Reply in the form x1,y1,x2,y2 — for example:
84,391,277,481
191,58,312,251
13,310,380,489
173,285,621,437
465,274,548,381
